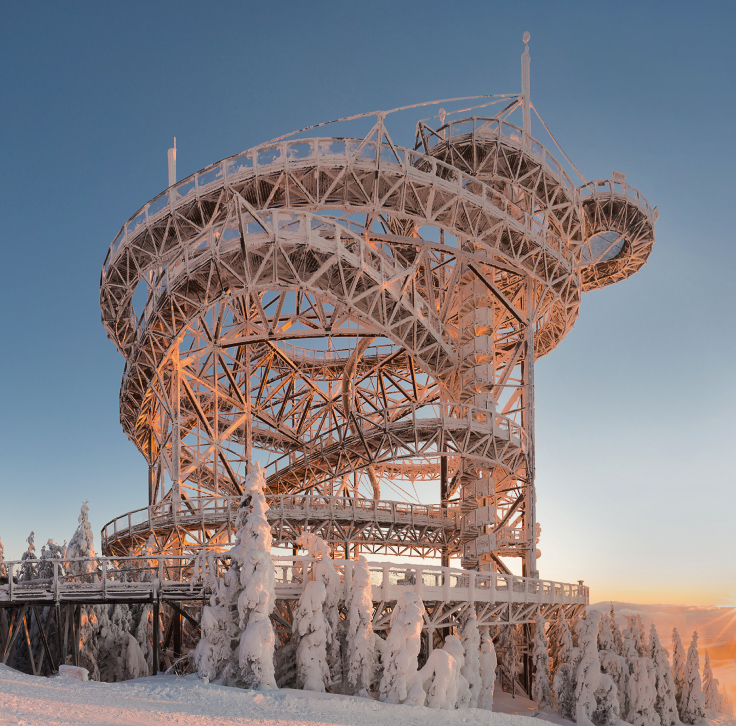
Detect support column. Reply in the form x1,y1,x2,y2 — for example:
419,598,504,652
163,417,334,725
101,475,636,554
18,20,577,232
524,279,537,578
171,346,181,517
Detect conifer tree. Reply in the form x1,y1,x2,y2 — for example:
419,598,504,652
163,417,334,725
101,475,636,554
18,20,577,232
702,650,722,712
679,632,706,724
532,615,554,710
20,531,38,581
293,579,330,692
553,615,579,719
460,615,482,708
671,628,687,717
575,611,602,721
193,464,276,687
0,537,5,579
67,502,97,574
378,592,425,705
649,624,679,726
500,625,519,695
478,629,497,710
627,655,660,726
345,556,376,697
298,532,341,684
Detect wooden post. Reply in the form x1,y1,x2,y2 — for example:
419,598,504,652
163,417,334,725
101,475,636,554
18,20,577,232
72,605,81,667
22,612,37,676
152,600,160,676
172,603,182,659
55,603,63,669
2,605,28,666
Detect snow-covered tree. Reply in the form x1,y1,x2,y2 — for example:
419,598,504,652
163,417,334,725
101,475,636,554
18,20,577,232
97,604,147,682
679,632,705,724
66,502,97,575
0,537,5,579
702,650,722,712
378,592,425,705
599,612,628,718
298,532,341,684
499,625,519,694
460,615,482,708
38,540,66,579
345,556,376,697
610,605,624,657
627,654,660,726
594,674,621,725
444,635,470,708
598,611,615,652
293,579,330,692
553,615,579,719
478,629,497,710
532,615,553,710
193,464,276,688
650,625,679,726
637,615,649,656
20,531,38,581
234,465,277,689
420,635,468,709
575,611,602,721
672,628,687,716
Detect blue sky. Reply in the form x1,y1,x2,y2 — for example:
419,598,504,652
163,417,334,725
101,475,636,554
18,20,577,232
1,2,734,605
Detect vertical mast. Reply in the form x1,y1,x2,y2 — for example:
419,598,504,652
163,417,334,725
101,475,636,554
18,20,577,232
521,32,531,146
167,137,177,187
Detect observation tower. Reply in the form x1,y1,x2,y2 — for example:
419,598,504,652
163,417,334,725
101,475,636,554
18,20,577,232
100,35,657,583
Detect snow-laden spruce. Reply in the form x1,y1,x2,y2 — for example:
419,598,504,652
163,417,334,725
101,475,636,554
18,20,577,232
679,632,706,724
575,610,602,720
499,624,519,694
297,532,341,684
627,653,660,726
193,464,277,688
20,531,38,581
293,579,330,692
67,502,96,575
702,650,722,713
345,555,376,697
553,615,578,720
599,608,628,718
671,627,688,717
378,592,425,705
478,628,497,710
649,624,679,726
420,634,469,709
235,465,277,688
0,536,5,578
532,614,553,710
459,615,482,708
97,604,147,682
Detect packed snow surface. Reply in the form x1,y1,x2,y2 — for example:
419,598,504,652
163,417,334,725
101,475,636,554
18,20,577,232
2,663,735,726
0,663,547,726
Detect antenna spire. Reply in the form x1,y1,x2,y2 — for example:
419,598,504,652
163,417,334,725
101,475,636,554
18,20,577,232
521,32,531,145
167,137,177,188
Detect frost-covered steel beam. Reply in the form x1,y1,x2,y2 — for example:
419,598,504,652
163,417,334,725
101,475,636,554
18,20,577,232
99,95,656,577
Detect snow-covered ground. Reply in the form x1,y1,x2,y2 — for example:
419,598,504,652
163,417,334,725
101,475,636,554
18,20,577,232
0,663,551,726
1,663,734,726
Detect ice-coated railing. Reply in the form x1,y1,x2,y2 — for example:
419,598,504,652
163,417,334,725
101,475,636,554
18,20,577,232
101,134,576,281
100,494,464,547
0,555,589,608
578,179,655,219
419,117,578,200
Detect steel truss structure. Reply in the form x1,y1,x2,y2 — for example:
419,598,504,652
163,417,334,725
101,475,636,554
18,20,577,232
99,37,656,583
